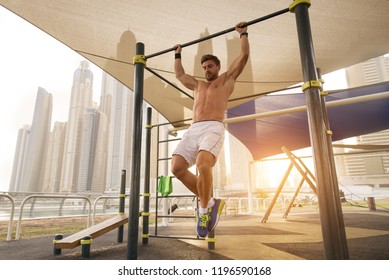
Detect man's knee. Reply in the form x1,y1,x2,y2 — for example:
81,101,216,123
171,164,184,178
171,157,188,179
196,151,215,173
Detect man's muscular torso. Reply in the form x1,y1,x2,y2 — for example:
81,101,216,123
193,73,235,122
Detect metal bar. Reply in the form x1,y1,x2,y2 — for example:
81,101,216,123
318,68,350,258
15,195,91,240
92,195,122,225
117,170,126,243
142,107,152,245
157,157,172,161
0,194,15,241
283,176,306,218
282,147,317,194
156,215,195,219
158,138,181,144
261,162,294,223
154,125,160,237
293,2,349,259
145,8,290,59
228,85,301,102
157,195,196,199
127,42,145,260
224,91,389,124
149,235,201,241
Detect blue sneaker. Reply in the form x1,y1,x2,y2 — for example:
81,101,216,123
196,211,210,238
208,198,225,231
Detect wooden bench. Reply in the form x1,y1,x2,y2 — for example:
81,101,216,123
53,214,128,256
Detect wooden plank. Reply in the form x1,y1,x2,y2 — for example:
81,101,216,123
54,214,128,249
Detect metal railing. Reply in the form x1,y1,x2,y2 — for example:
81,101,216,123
92,195,128,225
0,194,15,241
15,194,92,240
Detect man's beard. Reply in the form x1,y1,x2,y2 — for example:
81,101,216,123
206,72,217,81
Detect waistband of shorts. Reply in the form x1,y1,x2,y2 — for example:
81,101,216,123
192,120,223,125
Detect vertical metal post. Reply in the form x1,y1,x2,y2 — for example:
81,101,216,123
142,107,152,245
117,169,126,243
317,68,349,257
127,42,145,260
291,1,349,259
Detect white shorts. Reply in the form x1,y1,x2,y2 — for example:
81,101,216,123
173,121,225,167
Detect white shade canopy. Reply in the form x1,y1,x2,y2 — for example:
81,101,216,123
1,0,389,126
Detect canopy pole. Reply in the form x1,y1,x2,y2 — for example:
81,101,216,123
292,1,349,259
127,42,145,260
145,7,290,59
142,107,152,245
318,68,350,258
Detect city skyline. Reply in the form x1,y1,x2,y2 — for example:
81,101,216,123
0,6,102,191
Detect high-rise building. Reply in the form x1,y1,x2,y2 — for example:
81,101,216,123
337,54,389,188
42,121,67,193
60,61,93,192
9,125,30,192
77,107,101,192
100,72,133,192
346,55,389,87
90,108,107,193
9,87,52,192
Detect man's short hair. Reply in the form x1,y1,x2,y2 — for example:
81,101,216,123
201,54,220,66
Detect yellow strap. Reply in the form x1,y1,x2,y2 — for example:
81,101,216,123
320,90,328,96
326,130,333,135
289,0,311,13
80,239,92,245
206,237,216,243
302,80,322,91
133,55,146,65
141,212,150,217
142,234,149,238
119,194,126,198
145,124,152,129
143,193,151,197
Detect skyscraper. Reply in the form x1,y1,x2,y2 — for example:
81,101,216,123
337,54,389,188
42,121,67,193
9,87,52,192
100,72,133,192
77,107,101,192
60,61,93,192
346,55,389,87
9,125,30,192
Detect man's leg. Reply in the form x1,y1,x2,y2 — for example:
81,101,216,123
171,155,199,196
195,150,215,209
196,150,225,234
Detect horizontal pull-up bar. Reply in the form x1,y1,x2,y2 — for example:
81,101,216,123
145,7,290,60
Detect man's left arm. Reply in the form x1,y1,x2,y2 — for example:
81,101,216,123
227,22,250,80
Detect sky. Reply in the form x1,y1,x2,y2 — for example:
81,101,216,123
0,6,348,192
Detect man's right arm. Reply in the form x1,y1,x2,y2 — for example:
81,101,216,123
174,45,198,91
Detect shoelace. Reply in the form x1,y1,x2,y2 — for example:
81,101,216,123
199,213,210,228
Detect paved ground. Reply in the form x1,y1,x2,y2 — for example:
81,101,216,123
1,208,388,260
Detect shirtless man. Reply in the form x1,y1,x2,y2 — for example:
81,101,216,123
171,22,250,237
